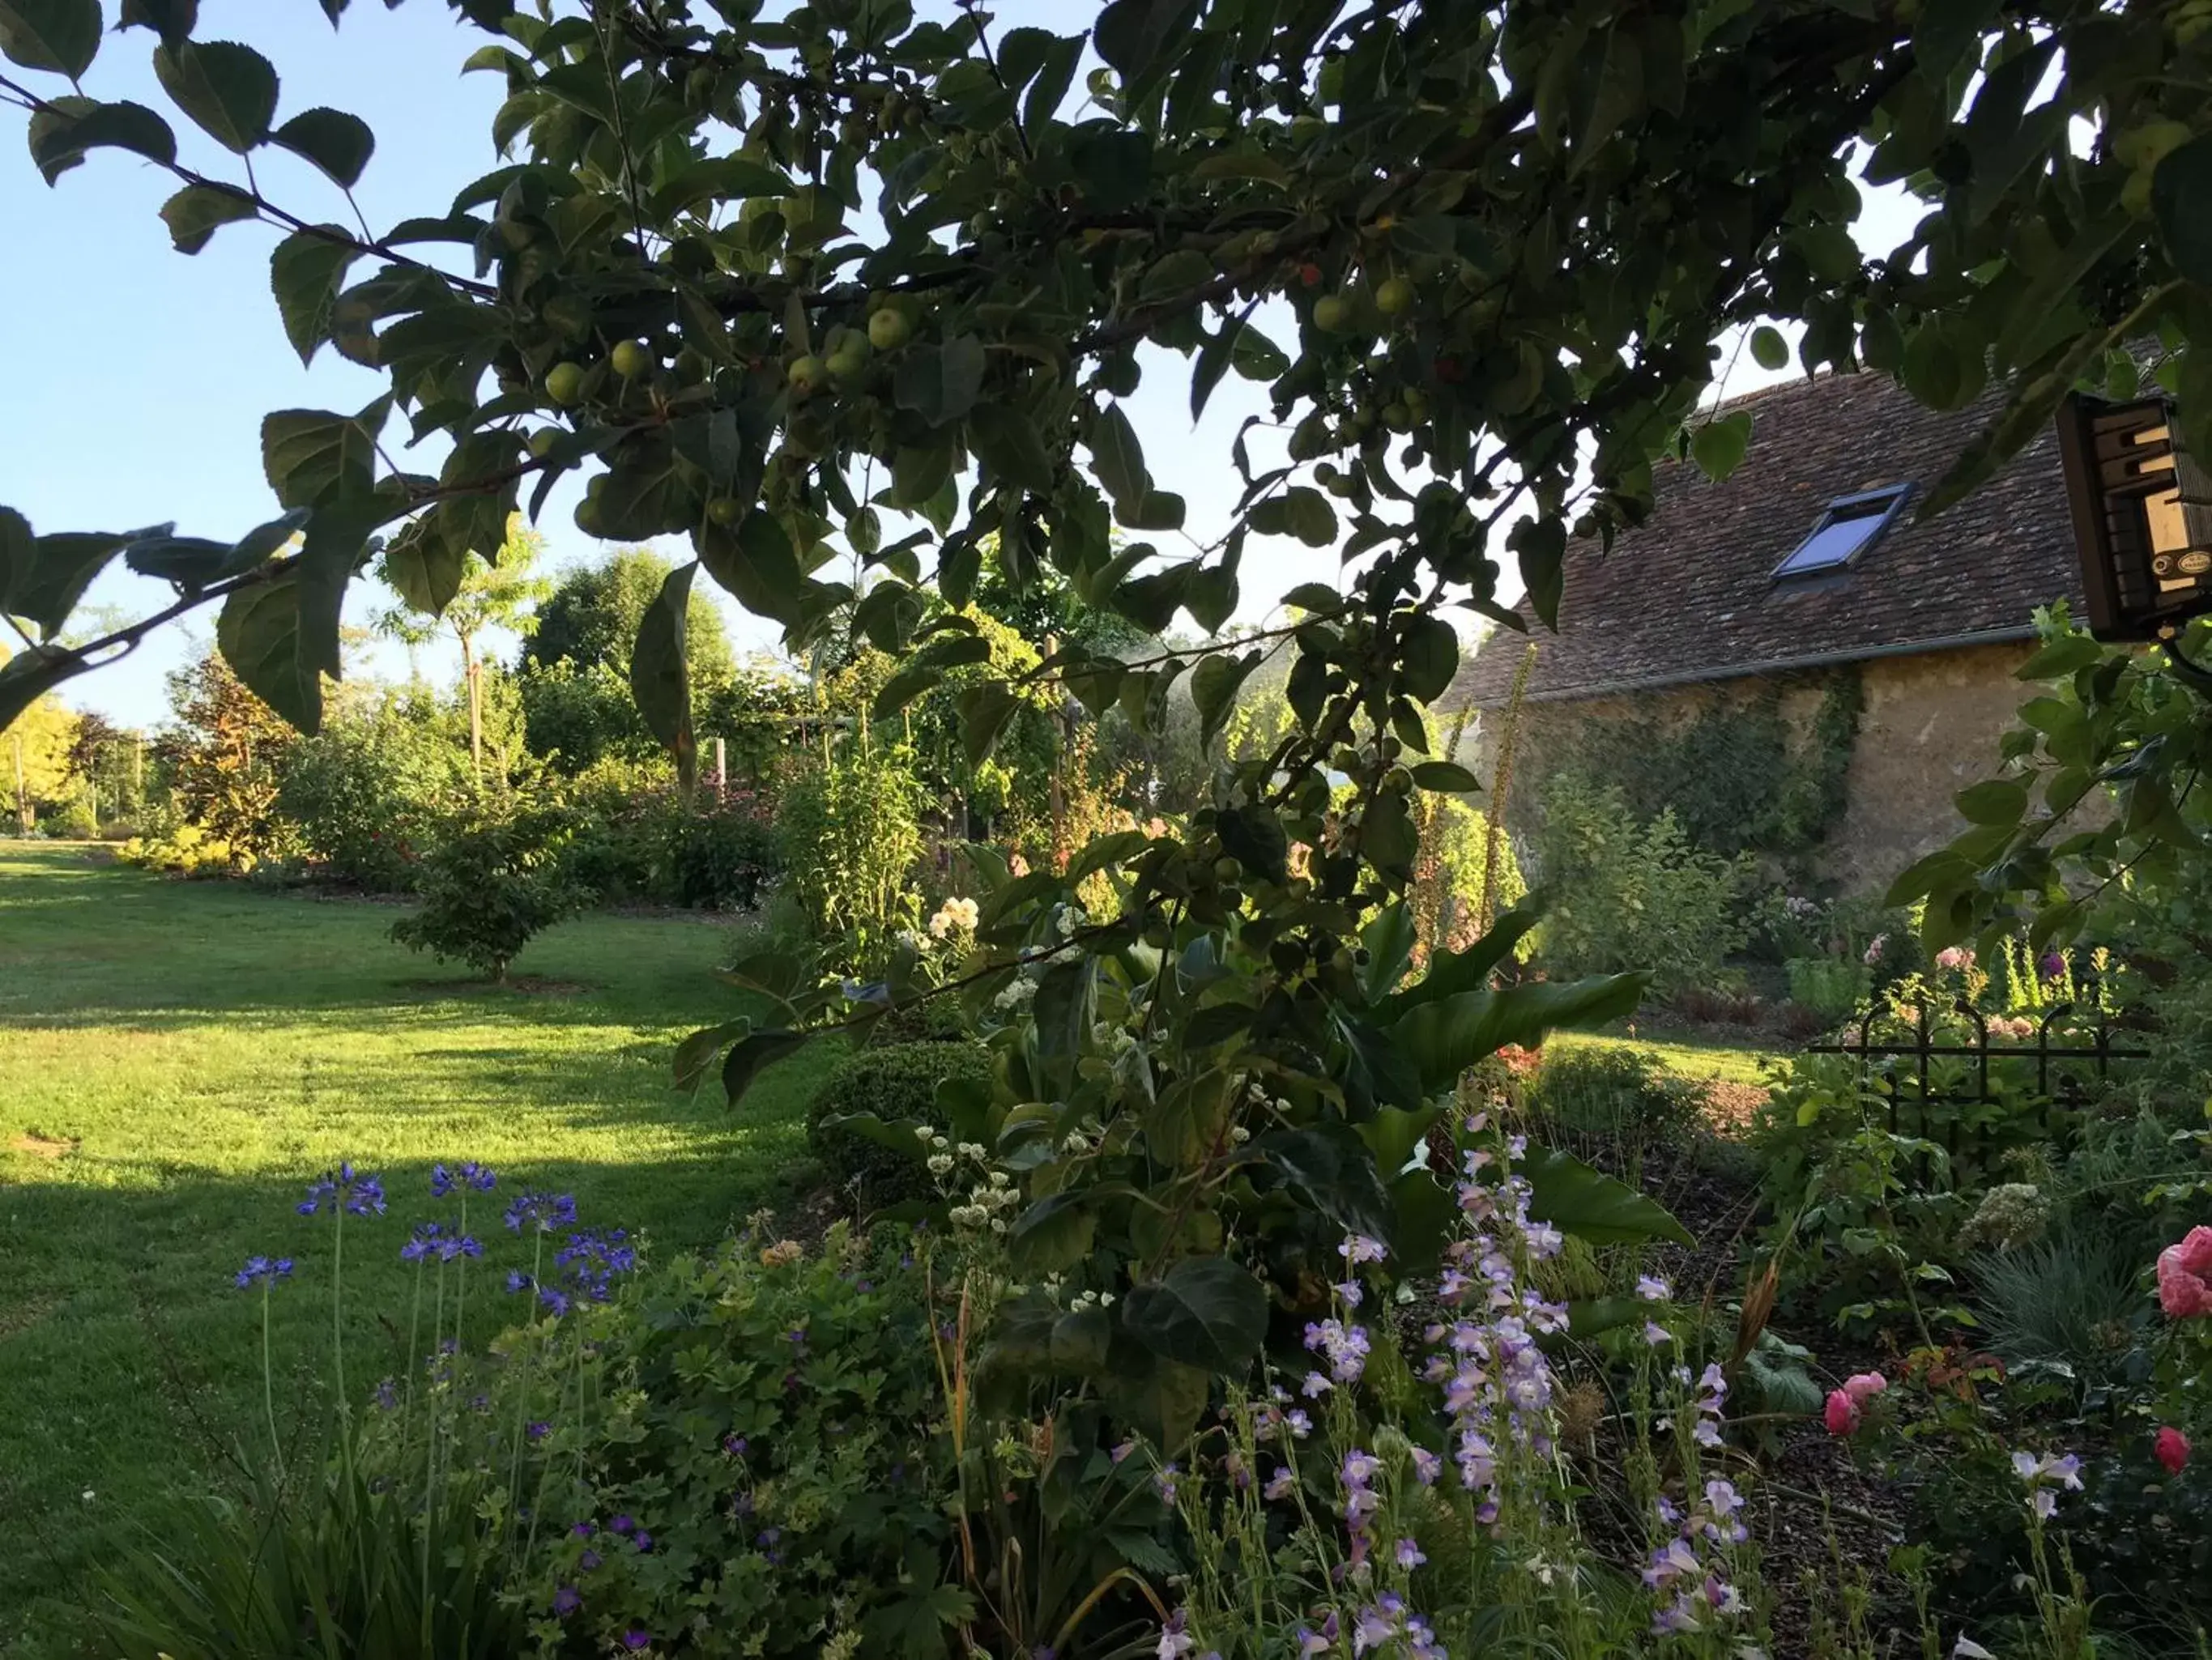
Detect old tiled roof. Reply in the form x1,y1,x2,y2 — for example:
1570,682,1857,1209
1454,371,2085,706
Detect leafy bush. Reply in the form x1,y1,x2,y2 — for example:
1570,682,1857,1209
1528,770,1751,993
389,806,584,981
450,1224,962,1658
118,820,246,877
1784,955,1871,1029
805,1041,995,1202
518,658,661,774
776,740,925,968
44,796,99,840
1521,1044,1703,1167
558,773,782,912
276,696,462,892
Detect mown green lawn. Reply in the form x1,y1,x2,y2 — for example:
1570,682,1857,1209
1550,1028,1781,1088
0,845,828,1651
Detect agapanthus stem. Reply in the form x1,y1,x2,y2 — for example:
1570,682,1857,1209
330,1205,348,1416
262,1280,284,1486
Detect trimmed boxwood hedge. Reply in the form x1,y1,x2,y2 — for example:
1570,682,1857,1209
804,1041,995,1203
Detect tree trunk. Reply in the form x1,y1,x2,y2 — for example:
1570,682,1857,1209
462,630,484,787
11,731,28,836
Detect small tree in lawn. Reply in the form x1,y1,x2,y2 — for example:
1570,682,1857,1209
388,805,582,984
375,515,549,789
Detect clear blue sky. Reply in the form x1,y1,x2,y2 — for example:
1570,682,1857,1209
4,2,1903,730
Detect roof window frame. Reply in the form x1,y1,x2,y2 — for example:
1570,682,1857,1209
1771,483,1912,580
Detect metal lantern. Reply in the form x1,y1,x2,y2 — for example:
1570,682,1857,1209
2055,391,2212,642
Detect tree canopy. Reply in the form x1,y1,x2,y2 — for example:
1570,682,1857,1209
2,0,2207,1446
524,543,735,688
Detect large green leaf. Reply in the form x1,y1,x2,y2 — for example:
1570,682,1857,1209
697,509,804,626
0,0,100,79
262,405,379,509
377,519,465,616
154,39,279,154
1122,1254,1268,1373
1377,890,1549,1019
2153,135,2212,288
630,560,696,784
1009,1193,1096,1274
160,182,258,253
272,106,373,189
1253,1124,1393,1244
269,230,356,364
1392,973,1650,1091
1191,649,1259,748
1087,402,1148,507
217,573,322,732
294,504,373,687
2,513,132,638
891,335,985,427
968,402,1056,494
0,642,83,735
1400,615,1460,703
1093,0,1200,86
28,98,175,183
1521,1147,1693,1247
722,1027,808,1106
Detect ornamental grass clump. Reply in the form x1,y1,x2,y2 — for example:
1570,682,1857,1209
89,1156,642,1660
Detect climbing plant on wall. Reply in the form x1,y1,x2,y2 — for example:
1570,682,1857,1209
1517,667,1864,864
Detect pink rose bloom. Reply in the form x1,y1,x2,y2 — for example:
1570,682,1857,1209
2156,1426,2191,1475
1823,1390,1861,1437
1841,1371,1887,1404
2158,1228,2212,1319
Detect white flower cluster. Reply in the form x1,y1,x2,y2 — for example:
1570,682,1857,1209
1090,1019,1140,1060
993,975,1038,1012
1068,1287,1117,1312
948,1171,1020,1233
928,895,981,939
1055,904,1089,939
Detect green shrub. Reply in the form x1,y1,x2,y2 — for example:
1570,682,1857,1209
1528,770,1752,993
1784,955,1871,1029
1523,1044,1703,1166
777,740,925,969
277,698,462,892
557,776,782,911
44,796,99,840
805,1041,995,1202
389,805,584,981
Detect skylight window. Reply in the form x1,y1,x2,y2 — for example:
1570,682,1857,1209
1772,485,1912,578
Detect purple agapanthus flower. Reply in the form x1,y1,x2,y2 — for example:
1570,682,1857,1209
234,1255,294,1290
299,1163,386,1217
504,1191,578,1233
432,1161,497,1197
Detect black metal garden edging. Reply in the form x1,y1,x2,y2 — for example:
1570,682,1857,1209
1805,992,2150,1166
